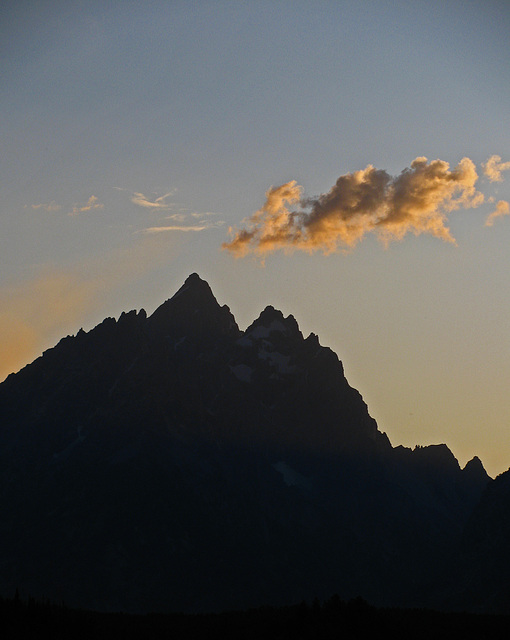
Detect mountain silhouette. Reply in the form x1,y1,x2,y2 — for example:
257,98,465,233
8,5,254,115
0,274,493,613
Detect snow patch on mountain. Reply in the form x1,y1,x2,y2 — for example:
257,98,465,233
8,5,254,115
248,319,288,340
272,461,312,491
258,349,296,374
236,336,253,348
229,364,253,382
52,427,86,463
174,336,187,350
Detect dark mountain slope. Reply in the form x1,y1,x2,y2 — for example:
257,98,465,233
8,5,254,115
0,274,490,613
438,467,510,613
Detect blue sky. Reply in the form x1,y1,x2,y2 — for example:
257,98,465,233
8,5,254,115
2,1,510,475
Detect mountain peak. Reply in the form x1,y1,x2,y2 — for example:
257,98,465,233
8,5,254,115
462,456,491,482
170,272,213,300
245,305,302,341
148,273,239,341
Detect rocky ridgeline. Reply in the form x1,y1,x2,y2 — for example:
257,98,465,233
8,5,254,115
0,273,503,613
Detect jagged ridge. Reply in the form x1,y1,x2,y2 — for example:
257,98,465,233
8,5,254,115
0,274,493,613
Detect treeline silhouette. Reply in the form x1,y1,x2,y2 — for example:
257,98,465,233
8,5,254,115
1,592,508,639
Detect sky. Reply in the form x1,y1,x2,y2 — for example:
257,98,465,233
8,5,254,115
2,0,510,477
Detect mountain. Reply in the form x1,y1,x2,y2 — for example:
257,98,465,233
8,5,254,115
439,467,510,613
0,274,491,613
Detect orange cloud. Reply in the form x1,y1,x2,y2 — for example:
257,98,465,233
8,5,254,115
485,200,510,226
483,155,510,183
0,271,100,381
223,157,484,256
0,313,39,382
0,235,174,381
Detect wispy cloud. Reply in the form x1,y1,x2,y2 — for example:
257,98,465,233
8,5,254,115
131,191,175,209
29,197,104,216
69,195,104,216
144,225,210,233
31,201,62,212
485,200,510,226
144,218,224,234
115,186,223,234
164,213,187,223
223,157,485,256
483,155,510,183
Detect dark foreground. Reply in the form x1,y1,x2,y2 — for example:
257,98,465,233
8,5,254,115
1,594,509,640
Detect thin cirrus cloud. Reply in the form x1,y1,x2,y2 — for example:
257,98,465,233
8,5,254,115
144,215,224,234
29,196,104,215
144,225,211,233
31,201,62,212
69,195,104,216
222,156,494,257
116,187,223,233
130,191,175,209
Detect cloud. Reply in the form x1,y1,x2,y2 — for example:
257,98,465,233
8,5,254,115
0,271,101,381
483,155,510,182
485,200,510,226
142,209,223,234
31,201,61,212
69,195,104,216
131,191,175,209
144,219,224,233
164,213,188,223
144,225,210,233
0,236,173,382
0,313,39,382
223,157,485,256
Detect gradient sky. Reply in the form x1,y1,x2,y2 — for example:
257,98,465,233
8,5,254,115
2,1,510,477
